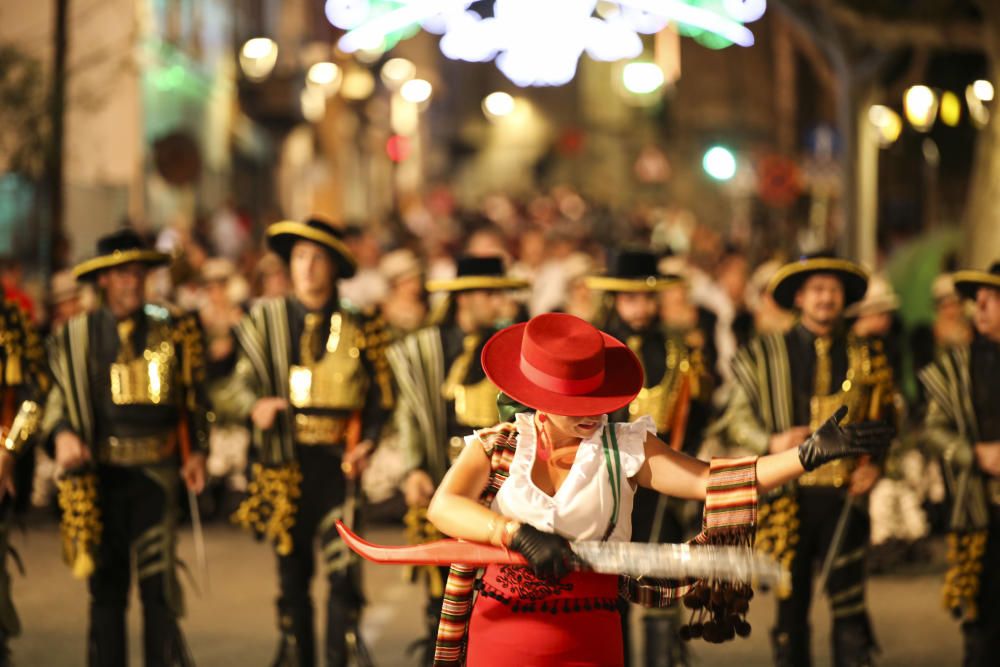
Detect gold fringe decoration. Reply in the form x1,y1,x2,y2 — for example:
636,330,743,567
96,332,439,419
754,493,799,599
56,473,102,579
404,507,446,597
231,463,302,556
943,530,987,621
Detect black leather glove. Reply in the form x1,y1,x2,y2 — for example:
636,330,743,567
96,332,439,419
508,524,573,581
798,405,895,472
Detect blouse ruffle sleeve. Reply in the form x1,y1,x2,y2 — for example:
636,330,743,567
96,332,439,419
465,430,491,456
614,415,655,478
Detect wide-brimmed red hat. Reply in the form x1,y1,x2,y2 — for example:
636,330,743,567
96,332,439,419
481,313,644,417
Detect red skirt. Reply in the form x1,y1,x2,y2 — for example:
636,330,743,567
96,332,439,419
466,565,624,667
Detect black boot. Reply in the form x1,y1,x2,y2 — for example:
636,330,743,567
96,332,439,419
832,617,875,667
143,604,194,667
326,595,372,667
642,610,687,667
771,627,811,667
272,605,315,667
88,605,127,667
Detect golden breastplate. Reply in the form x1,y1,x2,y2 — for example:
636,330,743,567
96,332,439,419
289,313,368,411
441,332,500,428
110,329,176,406
800,338,893,487
451,377,502,428
628,337,693,434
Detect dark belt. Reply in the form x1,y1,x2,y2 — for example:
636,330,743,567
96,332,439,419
98,432,177,466
293,414,350,446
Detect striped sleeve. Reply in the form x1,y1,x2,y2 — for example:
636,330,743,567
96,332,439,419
627,455,759,608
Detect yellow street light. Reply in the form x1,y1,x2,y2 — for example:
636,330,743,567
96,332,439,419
300,86,326,123
972,79,994,102
340,67,376,101
939,91,961,127
622,62,665,95
307,62,342,96
483,92,515,118
239,37,278,82
381,58,417,89
903,85,938,132
868,105,902,147
966,84,991,129
400,78,433,104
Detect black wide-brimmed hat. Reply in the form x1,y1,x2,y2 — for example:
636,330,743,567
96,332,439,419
266,216,358,279
425,256,529,292
585,249,679,293
953,261,1000,300
73,229,171,282
769,254,869,310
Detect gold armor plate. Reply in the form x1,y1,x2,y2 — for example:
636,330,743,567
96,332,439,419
452,377,502,428
798,338,893,488
110,342,175,406
628,337,695,434
288,313,368,411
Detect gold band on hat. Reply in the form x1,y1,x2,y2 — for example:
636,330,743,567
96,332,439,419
584,275,679,293
425,276,529,292
767,258,868,297
266,221,358,271
952,270,1000,297
72,249,171,281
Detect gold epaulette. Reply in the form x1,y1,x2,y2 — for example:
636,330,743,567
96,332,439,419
172,312,206,393
358,309,395,410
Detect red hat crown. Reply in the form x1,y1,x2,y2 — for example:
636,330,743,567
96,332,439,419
519,314,606,395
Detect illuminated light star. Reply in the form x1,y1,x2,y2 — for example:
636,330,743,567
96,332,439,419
440,0,642,87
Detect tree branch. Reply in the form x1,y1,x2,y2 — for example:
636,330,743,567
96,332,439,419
828,3,984,51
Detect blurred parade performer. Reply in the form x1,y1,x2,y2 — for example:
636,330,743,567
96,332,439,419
843,276,926,569
588,250,711,667
377,249,428,339
385,256,527,665
720,255,895,667
0,296,49,665
224,217,393,667
41,229,208,666
919,262,1000,667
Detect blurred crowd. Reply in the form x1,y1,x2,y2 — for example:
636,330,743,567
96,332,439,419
9,187,974,569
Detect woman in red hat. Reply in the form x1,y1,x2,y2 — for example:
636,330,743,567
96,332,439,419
426,312,892,666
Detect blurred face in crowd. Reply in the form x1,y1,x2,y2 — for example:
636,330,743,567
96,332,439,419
615,292,658,332
973,287,1000,341
204,278,230,310
466,230,508,261
716,254,749,307
853,311,893,338
261,267,290,298
936,294,963,321
348,231,381,269
794,274,845,332
456,289,506,330
52,295,82,326
392,273,424,302
98,263,147,318
290,240,336,307
659,283,697,331
519,230,546,269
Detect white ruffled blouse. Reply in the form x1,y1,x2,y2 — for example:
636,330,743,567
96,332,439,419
467,412,655,543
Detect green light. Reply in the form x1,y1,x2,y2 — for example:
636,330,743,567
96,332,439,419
703,145,736,181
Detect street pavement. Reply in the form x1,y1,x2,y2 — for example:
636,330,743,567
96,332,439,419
9,520,961,666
